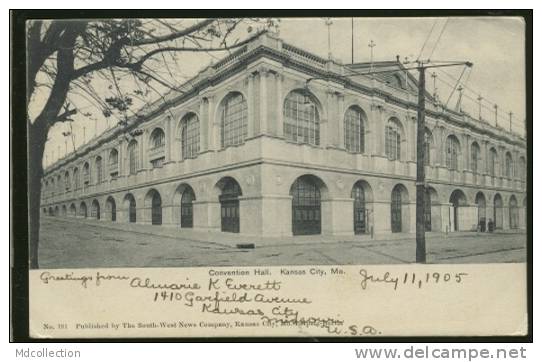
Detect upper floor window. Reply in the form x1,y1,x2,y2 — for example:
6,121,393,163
181,113,200,160
445,135,460,171
109,148,119,177
95,156,103,183
220,92,248,148
385,118,402,161
83,162,90,185
64,171,70,190
471,142,480,173
424,128,432,166
344,106,365,153
505,152,513,178
150,128,165,150
284,90,320,146
73,168,79,189
128,140,139,175
488,148,497,176
57,175,61,191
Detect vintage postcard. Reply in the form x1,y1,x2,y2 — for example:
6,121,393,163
23,15,529,338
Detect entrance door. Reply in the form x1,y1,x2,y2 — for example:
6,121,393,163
292,177,321,235
509,197,518,229
181,188,195,228
151,192,162,225
352,184,366,234
391,188,402,233
129,197,136,223
107,199,116,222
220,179,241,233
424,190,432,231
494,195,503,229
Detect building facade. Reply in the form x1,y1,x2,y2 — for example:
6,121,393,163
40,32,527,239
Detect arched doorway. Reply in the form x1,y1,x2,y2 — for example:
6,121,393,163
124,194,137,223
291,175,324,236
449,190,467,232
145,189,162,225
69,203,76,217
494,194,503,229
106,196,116,222
219,178,242,233
61,205,67,216
181,187,196,228
79,202,87,218
48,207,53,215
475,192,486,231
391,184,409,233
509,195,518,229
351,180,373,234
54,206,59,216
424,187,439,231
91,200,100,220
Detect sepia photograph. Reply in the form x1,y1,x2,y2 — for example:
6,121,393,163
15,12,531,340
29,16,527,269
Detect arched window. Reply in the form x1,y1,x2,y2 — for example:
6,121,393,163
385,119,402,161
109,148,119,177
149,128,165,168
424,128,432,166
344,106,365,153
181,113,200,160
387,73,404,89
128,140,139,175
509,196,518,229
83,162,90,185
284,90,320,146
150,128,165,149
445,135,460,170
471,142,480,173
73,168,79,189
488,148,497,176
64,171,70,191
220,92,248,148
95,156,103,183
505,152,513,178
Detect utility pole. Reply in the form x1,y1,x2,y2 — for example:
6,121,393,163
431,72,438,99
368,40,376,77
509,111,513,132
325,18,333,60
351,18,354,64
455,85,464,112
413,60,472,263
477,94,483,120
416,62,427,263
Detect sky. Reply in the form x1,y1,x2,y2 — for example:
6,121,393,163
41,17,526,168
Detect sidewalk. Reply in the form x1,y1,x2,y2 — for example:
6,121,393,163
44,216,523,249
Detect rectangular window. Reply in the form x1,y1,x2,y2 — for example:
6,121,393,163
151,157,165,169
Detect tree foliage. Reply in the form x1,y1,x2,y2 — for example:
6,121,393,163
27,18,278,268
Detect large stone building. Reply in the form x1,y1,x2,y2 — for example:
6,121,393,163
40,32,527,239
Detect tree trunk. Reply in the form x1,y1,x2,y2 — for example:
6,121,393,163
28,121,47,269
